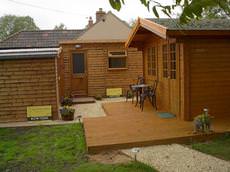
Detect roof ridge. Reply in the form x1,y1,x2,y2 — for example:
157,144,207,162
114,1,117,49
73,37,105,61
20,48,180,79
19,29,86,32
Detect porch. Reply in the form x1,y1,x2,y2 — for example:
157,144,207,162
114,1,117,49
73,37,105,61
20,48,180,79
83,100,230,153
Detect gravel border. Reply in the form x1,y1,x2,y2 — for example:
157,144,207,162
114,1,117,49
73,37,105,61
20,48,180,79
122,144,230,172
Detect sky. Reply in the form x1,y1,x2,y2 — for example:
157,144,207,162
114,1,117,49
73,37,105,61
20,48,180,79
0,0,176,29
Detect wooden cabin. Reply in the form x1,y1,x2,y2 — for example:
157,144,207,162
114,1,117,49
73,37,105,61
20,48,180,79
58,11,143,98
126,18,230,121
0,30,84,122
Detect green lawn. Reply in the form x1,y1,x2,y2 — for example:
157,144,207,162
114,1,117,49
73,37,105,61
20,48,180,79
0,124,156,172
191,134,230,161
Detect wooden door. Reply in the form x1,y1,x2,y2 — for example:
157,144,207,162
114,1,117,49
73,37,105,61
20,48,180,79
160,42,180,117
71,52,87,96
160,44,170,111
168,43,180,117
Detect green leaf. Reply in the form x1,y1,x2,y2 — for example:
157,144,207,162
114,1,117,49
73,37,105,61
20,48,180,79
109,0,122,11
152,6,159,18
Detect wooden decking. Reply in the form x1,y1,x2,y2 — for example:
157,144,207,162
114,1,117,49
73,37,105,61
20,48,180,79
83,101,230,153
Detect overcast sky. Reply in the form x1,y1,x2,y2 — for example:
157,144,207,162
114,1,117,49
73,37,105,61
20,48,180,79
0,0,176,29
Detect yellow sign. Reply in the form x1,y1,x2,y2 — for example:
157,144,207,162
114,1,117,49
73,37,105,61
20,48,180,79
106,88,122,97
27,105,52,118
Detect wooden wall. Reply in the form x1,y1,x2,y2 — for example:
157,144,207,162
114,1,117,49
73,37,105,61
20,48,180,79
0,58,58,122
184,38,230,119
59,43,143,98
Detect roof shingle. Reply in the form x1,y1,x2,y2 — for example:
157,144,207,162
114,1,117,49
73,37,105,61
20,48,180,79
147,18,230,30
0,29,85,49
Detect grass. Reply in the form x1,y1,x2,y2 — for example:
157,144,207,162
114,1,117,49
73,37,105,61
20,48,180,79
0,124,156,172
191,134,230,161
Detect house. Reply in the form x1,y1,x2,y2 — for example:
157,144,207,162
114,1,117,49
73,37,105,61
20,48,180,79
0,29,84,122
0,9,143,122
58,9,143,98
126,18,230,121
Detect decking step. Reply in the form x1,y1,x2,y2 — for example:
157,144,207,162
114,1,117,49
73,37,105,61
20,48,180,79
72,97,95,104
86,133,223,154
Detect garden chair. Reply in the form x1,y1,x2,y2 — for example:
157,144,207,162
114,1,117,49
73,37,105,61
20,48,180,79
126,76,145,103
140,80,158,111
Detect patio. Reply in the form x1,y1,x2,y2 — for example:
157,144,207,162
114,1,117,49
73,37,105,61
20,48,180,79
83,100,230,153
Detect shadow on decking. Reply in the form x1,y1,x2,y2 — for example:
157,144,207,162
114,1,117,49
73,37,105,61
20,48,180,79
83,101,230,153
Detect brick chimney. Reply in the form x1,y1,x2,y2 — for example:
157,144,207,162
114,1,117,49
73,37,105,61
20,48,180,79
96,8,106,22
87,16,93,28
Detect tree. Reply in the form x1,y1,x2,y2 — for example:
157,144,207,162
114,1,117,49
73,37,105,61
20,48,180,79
54,23,67,30
109,0,230,23
0,15,39,41
202,6,230,19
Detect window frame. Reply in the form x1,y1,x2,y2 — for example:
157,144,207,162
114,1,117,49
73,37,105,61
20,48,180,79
169,43,176,79
162,44,168,78
71,52,86,78
108,50,128,70
147,47,156,76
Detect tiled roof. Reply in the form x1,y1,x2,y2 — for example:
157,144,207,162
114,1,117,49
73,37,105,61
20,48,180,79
147,18,230,30
0,29,85,49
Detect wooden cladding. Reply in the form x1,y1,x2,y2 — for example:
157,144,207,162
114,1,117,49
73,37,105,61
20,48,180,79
0,58,58,122
59,43,143,97
187,38,230,119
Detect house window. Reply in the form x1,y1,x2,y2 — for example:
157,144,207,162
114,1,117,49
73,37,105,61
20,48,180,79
170,43,176,79
147,47,156,76
108,50,127,69
162,45,168,78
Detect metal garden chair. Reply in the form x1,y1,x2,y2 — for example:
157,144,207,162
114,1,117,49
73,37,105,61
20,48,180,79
139,80,158,111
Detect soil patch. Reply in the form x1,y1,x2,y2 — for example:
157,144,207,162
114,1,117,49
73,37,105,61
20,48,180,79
88,150,132,164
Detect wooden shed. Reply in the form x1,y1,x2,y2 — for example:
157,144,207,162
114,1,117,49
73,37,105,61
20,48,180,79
126,18,230,121
58,11,143,98
0,30,84,122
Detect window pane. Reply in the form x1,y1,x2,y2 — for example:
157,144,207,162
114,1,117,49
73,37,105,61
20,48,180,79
170,43,176,79
109,57,126,68
72,53,84,74
147,47,156,76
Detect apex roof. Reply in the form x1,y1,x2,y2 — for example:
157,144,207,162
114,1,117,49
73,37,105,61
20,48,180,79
74,12,131,43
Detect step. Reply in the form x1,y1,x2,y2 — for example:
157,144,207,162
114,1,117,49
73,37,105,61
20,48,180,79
72,97,96,104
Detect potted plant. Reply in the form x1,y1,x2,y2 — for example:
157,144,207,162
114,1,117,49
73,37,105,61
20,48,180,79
60,106,75,121
193,108,213,133
61,96,73,106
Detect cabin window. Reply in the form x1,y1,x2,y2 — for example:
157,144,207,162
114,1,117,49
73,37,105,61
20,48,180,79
162,45,168,78
108,50,127,69
170,43,176,79
147,47,156,76
72,53,85,74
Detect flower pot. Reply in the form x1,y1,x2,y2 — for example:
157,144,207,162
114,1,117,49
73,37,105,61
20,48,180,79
60,107,75,121
61,113,74,121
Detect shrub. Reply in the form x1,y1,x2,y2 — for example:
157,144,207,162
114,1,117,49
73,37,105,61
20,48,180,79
95,94,102,100
61,96,73,106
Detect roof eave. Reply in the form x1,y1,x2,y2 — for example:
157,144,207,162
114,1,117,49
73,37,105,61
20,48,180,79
167,30,230,37
125,18,167,48
60,39,126,45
